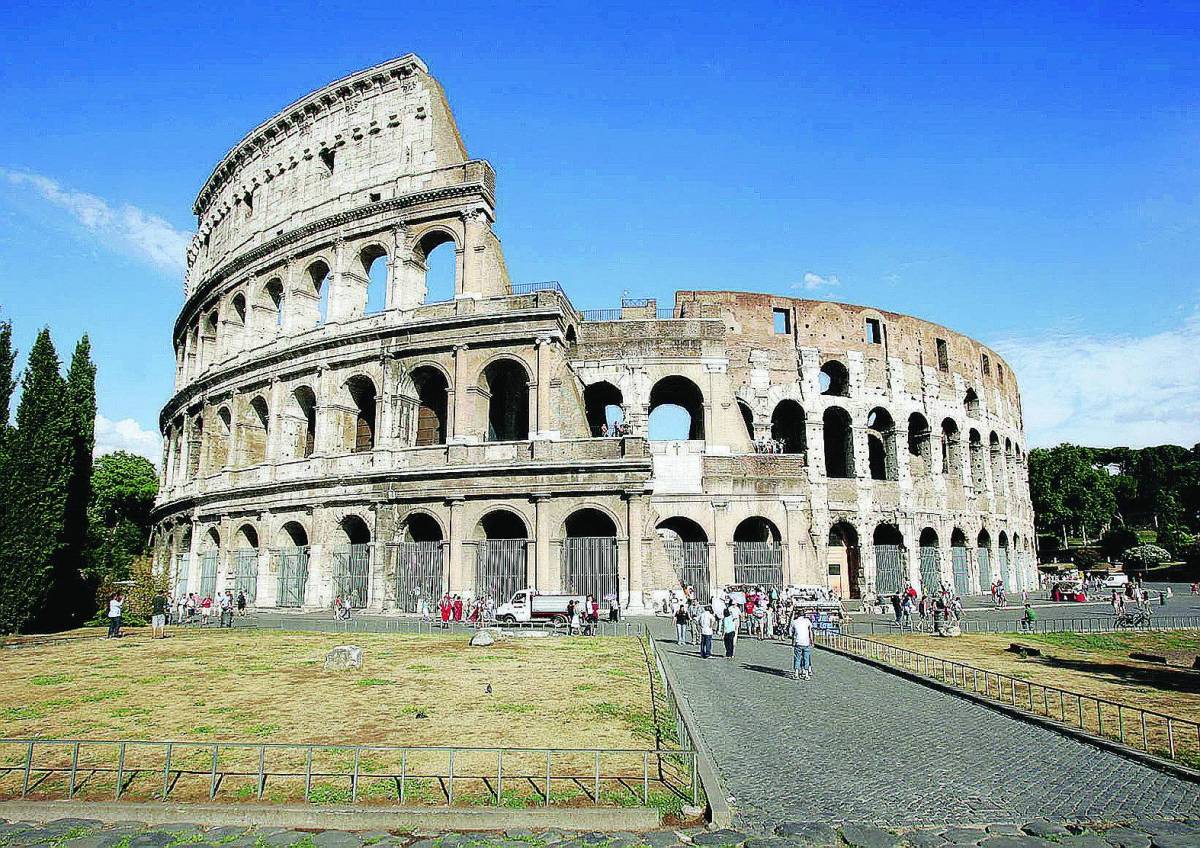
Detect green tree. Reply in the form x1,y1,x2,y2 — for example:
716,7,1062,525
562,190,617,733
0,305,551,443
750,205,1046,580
1122,543,1171,573
86,450,159,587
0,330,71,633
1100,525,1139,560
1028,444,1117,542
0,318,15,455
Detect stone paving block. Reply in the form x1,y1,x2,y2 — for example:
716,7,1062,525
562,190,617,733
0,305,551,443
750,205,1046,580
1094,828,1150,848
984,827,1023,837
312,831,364,848
259,830,307,848
905,831,950,848
641,831,683,848
772,823,837,845
1055,837,1110,848
1021,822,1071,839
129,833,179,848
356,832,392,846
692,831,747,847
839,824,902,848
47,819,105,832
977,836,1048,848
62,835,128,848
203,826,249,843
1147,836,1198,848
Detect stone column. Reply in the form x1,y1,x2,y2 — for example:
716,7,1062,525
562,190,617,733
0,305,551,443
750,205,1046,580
459,210,486,298
531,336,557,440
327,238,348,323
448,344,470,443
532,493,552,592
305,505,323,609
624,490,646,612
782,497,809,585
710,500,733,588
265,380,283,471
385,224,408,311
446,497,466,595
186,515,203,595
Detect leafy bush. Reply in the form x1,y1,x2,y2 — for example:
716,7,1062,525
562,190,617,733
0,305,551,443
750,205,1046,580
1101,526,1140,560
1121,544,1171,570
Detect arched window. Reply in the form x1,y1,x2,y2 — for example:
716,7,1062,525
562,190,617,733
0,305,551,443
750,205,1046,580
417,231,458,303
823,406,854,478
201,311,219,370
187,414,203,478
481,359,529,441
872,523,906,595
291,386,317,458
243,395,270,466
732,517,783,587
648,376,705,440
990,432,1005,494
211,406,232,469
737,400,755,441
361,245,389,315
657,517,711,603
866,407,897,481
412,366,449,446
964,387,981,418
584,381,624,437
199,527,221,598
333,514,372,609
819,360,849,396
827,521,862,599
305,260,331,327
977,528,993,591
346,376,377,452
229,293,247,350
770,400,806,454
262,278,284,332
907,412,931,477
232,524,259,604
402,512,444,542
941,418,962,478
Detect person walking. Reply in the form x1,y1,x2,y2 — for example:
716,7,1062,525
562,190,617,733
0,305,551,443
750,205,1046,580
151,590,168,639
674,603,690,645
106,593,123,638
790,608,814,680
236,590,247,617
220,590,234,627
721,607,737,659
698,605,716,659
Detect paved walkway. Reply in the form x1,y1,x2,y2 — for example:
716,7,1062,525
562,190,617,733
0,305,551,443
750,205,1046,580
653,623,1200,830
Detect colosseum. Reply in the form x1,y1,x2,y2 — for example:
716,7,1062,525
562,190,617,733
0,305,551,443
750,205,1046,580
152,55,1037,613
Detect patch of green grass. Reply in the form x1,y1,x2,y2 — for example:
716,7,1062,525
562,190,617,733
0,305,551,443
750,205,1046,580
30,674,72,686
233,784,255,801
396,704,429,718
603,668,631,678
407,663,434,673
2,705,43,720
243,723,280,738
109,706,149,718
357,678,393,687
573,683,596,693
490,701,534,715
307,782,352,804
81,688,126,703
191,725,215,735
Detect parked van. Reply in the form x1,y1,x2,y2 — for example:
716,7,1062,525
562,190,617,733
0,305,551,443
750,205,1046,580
1102,573,1130,589
495,589,587,625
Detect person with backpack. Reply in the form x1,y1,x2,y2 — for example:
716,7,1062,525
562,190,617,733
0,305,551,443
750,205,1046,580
674,602,690,645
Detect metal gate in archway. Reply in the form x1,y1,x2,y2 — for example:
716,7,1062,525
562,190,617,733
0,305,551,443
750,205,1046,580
998,546,1010,590
919,545,942,595
232,550,258,603
332,544,371,608
664,540,711,603
173,553,190,599
275,548,309,608
951,546,971,596
977,546,992,592
391,542,444,612
475,539,526,605
874,544,907,595
198,552,219,599
732,542,784,588
561,537,620,602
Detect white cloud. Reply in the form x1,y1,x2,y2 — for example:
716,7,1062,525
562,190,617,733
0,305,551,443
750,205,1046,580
0,169,191,273
794,271,841,293
94,414,161,465
993,311,1200,449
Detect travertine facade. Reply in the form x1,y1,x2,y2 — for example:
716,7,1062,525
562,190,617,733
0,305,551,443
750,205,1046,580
152,56,1036,611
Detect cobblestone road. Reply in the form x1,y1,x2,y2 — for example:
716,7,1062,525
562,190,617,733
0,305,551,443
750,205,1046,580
653,623,1200,830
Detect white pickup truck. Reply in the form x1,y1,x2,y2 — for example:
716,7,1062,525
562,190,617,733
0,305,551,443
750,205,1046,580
495,589,587,625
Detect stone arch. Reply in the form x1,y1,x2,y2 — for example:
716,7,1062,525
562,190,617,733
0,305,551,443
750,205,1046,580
657,516,709,544
732,516,783,587
827,521,862,599
907,413,931,476
918,527,941,594
480,357,530,441
866,407,897,481
337,513,373,546
276,520,309,549
968,428,986,489
648,375,705,440
941,418,962,478
288,385,318,459
234,523,259,550
211,405,232,469
414,227,460,304
737,399,755,441
228,292,247,350
770,400,806,454
344,375,377,452
241,395,269,466
401,509,445,542
303,258,332,327
411,365,450,446
872,523,906,595
823,406,854,478
359,243,389,315
562,506,620,538
476,508,530,540
964,387,981,418
819,360,849,397
584,380,624,436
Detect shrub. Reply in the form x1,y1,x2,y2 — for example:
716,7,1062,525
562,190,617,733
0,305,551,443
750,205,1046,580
1101,526,1140,560
1121,544,1171,571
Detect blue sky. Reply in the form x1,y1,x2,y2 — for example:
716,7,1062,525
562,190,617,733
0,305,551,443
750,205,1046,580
2,1,1198,459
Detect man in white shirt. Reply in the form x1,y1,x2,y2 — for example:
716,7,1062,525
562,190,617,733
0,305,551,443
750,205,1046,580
789,609,815,680
697,606,717,659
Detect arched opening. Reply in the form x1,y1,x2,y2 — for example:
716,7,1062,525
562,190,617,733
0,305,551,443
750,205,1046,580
275,521,309,608
262,278,284,332
306,260,331,327
968,429,986,490
826,521,862,599
770,400,806,454
411,366,449,446
211,406,232,469
173,528,192,598
732,517,783,587
866,407,897,481
977,528,993,593
872,523,907,595
229,294,247,351
418,231,458,304
907,413,932,477
941,418,962,478
951,529,970,596
198,527,220,598
361,245,389,315
657,517,711,602
990,432,1005,494
186,414,203,478
233,524,259,604
737,400,755,442
201,311,219,370
823,406,855,478
395,512,445,611
475,509,528,604
333,514,372,608
481,359,530,441
964,387,981,418
918,527,941,594
290,386,317,459
819,360,849,396
648,376,705,440
241,396,269,466
346,376,377,452
997,530,1011,590
561,508,620,602
584,381,624,437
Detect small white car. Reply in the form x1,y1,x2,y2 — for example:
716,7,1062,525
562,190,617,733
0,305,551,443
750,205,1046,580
1102,573,1130,589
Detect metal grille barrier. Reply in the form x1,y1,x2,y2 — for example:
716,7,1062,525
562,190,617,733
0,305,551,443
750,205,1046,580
475,540,527,605
951,547,970,596
663,541,711,604
332,545,371,609
172,554,190,599
561,537,620,602
232,551,258,603
0,738,695,809
732,542,783,587
874,544,907,595
510,280,563,295
843,614,1200,636
198,552,218,599
998,547,1010,590
818,632,1200,767
977,547,992,591
275,549,309,608
391,542,444,613
919,546,941,595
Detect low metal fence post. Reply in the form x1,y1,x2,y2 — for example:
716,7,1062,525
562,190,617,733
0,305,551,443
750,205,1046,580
209,744,219,800
399,749,406,805
304,746,313,801
594,750,601,805
544,750,551,807
21,741,33,798
642,752,649,804
1168,718,1176,758
447,749,454,805
162,742,173,800
496,750,503,805
68,741,79,798
257,745,266,800
115,742,126,800
351,747,360,803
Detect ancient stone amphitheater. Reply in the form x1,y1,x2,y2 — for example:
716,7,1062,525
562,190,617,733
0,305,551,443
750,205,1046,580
152,55,1036,613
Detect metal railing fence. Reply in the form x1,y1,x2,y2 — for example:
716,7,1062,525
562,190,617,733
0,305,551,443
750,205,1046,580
819,632,1200,767
242,615,647,638
0,737,695,808
510,281,564,296
843,614,1200,636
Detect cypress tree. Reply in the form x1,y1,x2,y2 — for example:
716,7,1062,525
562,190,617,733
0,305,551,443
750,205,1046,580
0,329,71,633
0,319,15,446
